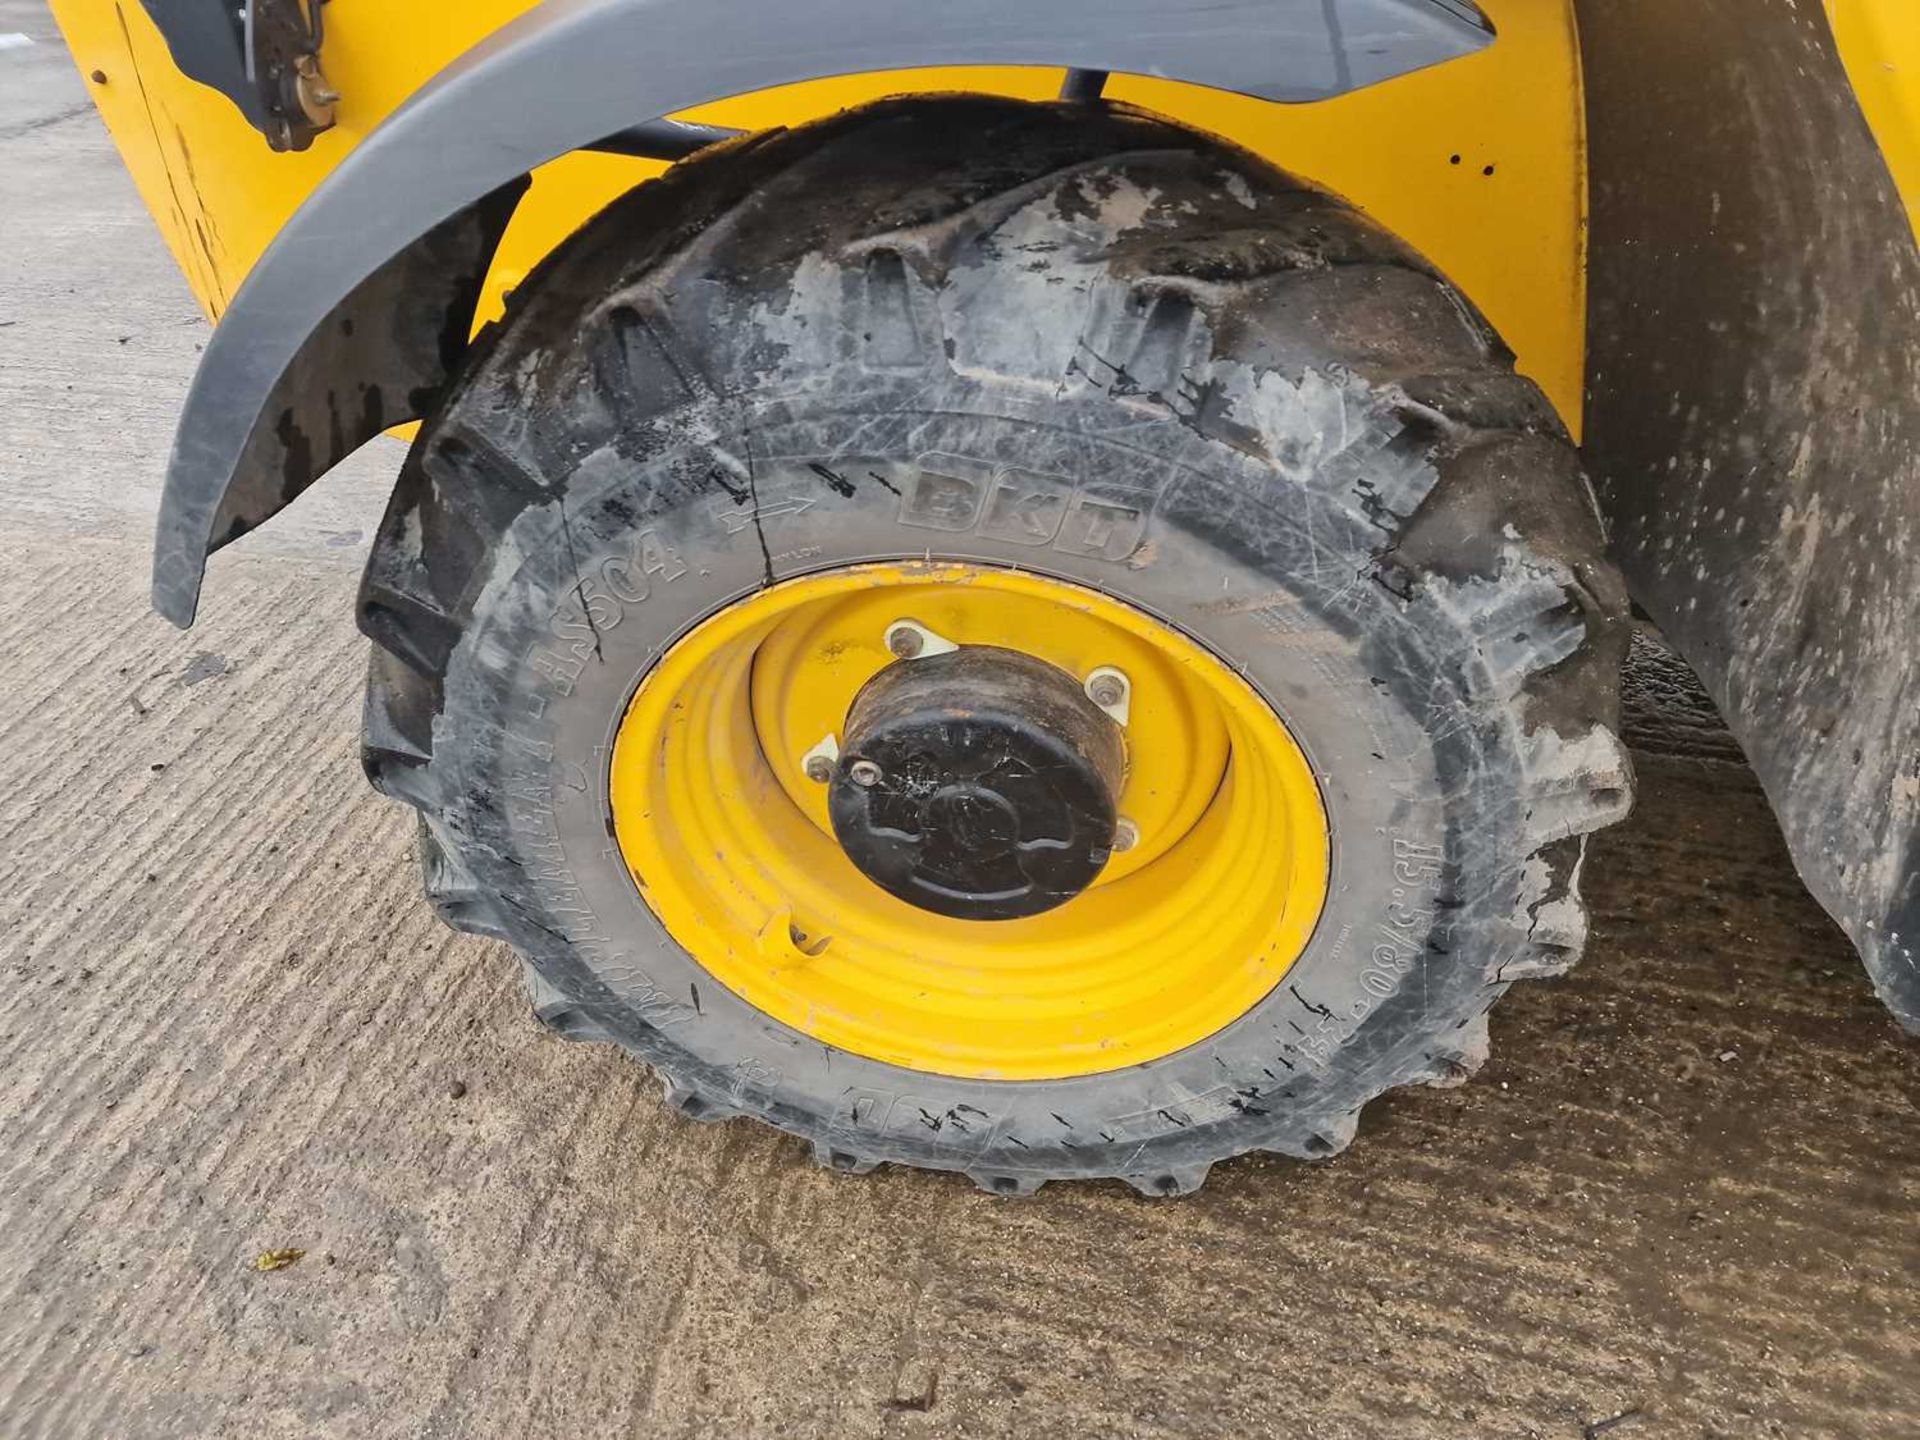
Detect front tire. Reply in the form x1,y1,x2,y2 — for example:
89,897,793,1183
359,97,1631,1194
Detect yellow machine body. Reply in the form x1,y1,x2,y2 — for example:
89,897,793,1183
1827,0,1920,231
41,0,1920,1042
51,0,1592,433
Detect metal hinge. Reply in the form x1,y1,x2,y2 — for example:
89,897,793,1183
141,0,338,152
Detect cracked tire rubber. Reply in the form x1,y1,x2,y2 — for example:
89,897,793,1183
358,97,1633,1196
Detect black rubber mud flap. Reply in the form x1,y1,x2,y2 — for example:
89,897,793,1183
1578,0,1920,1029
358,98,1632,1192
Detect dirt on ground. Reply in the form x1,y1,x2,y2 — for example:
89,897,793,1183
1,8,1915,1438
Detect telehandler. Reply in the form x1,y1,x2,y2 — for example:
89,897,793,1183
45,0,1919,1194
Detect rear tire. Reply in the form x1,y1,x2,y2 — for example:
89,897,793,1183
359,97,1632,1194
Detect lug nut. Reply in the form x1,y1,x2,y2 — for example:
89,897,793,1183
800,732,840,783
881,619,960,659
848,759,884,788
1084,667,1131,725
1112,817,1140,853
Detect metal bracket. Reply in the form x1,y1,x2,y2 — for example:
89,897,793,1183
582,117,745,161
140,0,337,152
884,619,961,660
1084,667,1131,727
800,733,841,784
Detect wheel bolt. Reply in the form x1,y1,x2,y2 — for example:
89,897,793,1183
848,759,884,788
1112,817,1140,853
1088,673,1126,709
886,624,925,659
800,733,841,784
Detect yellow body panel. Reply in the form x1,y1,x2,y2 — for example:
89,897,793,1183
47,0,1588,432
1827,0,1920,235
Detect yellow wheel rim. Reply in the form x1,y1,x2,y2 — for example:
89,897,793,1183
608,562,1330,1080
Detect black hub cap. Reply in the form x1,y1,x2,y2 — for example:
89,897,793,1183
827,647,1125,920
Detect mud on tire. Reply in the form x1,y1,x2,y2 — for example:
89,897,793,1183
358,97,1633,1195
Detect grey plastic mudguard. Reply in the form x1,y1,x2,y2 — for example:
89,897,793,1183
149,0,1492,625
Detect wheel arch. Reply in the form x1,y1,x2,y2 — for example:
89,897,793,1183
147,0,1492,627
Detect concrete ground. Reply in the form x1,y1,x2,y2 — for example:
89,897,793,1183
2,8,1916,1437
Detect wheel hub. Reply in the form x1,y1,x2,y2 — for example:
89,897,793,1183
828,647,1124,920
605,562,1330,1080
